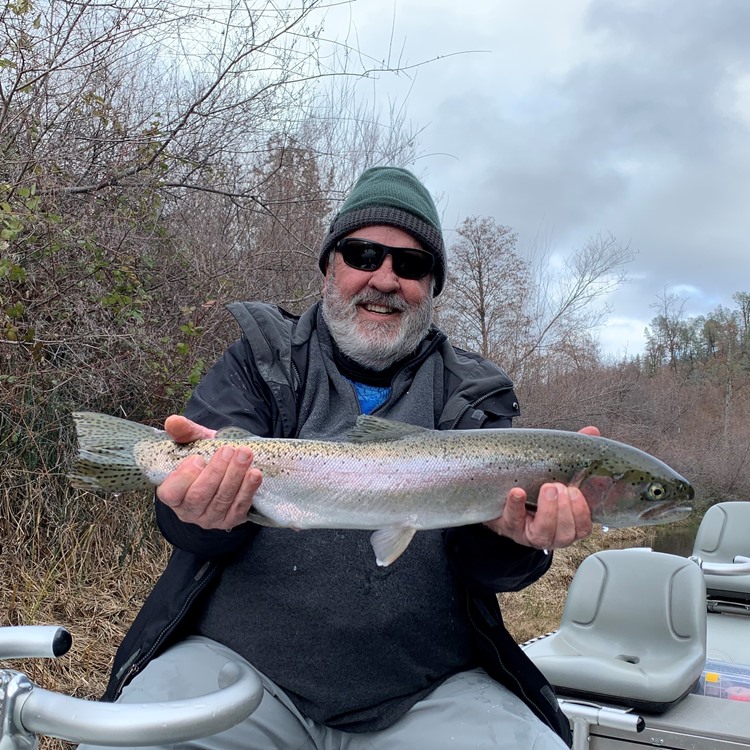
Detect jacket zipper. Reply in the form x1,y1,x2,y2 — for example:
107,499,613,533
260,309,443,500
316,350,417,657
114,561,218,698
290,359,300,392
465,592,559,735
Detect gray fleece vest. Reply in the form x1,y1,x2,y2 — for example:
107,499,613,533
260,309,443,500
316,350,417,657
194,304,508,732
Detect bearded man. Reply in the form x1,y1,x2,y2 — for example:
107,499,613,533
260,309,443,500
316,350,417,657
81,168,594,750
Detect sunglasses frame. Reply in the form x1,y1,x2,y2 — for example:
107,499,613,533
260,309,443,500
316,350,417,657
335,238,434,281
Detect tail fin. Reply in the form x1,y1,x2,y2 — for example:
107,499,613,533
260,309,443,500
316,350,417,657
69,412,166,492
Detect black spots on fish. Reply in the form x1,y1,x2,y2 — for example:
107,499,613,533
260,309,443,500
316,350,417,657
560,467,582,483
69,457,151,491
618,471,652,490
263,465,292,479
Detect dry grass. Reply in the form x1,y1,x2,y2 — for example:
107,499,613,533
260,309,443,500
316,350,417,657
1,480,168,749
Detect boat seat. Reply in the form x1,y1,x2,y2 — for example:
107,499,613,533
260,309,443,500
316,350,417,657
523,548,706,713
692,501,750,601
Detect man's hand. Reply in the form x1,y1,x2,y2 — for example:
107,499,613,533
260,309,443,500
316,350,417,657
156,415,262,530
484,425,600,550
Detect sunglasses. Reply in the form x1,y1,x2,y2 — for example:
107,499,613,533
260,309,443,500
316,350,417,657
336,238,434,280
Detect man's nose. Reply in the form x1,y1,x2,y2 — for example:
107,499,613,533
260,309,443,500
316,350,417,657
367,254,400,292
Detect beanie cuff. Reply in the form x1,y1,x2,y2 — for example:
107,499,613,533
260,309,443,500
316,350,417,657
319,206,445,295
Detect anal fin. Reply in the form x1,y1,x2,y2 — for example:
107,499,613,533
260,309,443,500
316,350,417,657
370,527,418,567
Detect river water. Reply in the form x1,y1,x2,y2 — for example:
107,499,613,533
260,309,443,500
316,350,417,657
645,512,705,557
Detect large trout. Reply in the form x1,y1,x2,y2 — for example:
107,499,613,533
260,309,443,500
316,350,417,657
69,412,694,565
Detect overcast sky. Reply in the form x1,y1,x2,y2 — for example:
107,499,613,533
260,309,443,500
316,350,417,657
323,0,750,358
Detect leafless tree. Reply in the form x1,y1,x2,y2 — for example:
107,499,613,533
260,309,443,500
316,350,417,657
644,291,693,372
438,217,531,370
522,233,633,373
0,0,432,508
439,225,631,382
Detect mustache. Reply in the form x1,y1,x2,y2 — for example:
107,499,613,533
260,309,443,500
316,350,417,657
350,290,409,312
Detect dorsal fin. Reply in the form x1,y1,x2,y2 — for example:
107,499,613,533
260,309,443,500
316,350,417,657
215,426,257,440
348,415,429,443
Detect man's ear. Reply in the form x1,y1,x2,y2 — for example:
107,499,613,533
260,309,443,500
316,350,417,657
322,250,336,294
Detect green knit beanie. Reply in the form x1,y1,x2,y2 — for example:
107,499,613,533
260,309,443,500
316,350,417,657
319,167,446,295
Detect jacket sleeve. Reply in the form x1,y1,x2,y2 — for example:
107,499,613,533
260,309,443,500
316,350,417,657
184,337,278,435
156,336,274,556
155,502,259,557
445,525,553,596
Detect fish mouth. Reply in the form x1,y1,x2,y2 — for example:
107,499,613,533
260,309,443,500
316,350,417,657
638,503,693,523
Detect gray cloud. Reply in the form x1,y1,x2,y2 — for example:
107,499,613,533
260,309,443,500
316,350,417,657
330,0,750,353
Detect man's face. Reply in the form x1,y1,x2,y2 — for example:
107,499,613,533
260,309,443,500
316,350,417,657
322,225,435,370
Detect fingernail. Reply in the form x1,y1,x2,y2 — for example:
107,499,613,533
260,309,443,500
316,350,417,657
219,446,235,461
235,449,252,465
190,456,205,470
543,485,558,501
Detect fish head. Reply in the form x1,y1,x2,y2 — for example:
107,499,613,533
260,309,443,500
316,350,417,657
577,461,695,528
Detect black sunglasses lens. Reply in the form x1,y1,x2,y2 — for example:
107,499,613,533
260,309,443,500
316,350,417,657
392,249,433,279
339,240,432,279
341,240,385,271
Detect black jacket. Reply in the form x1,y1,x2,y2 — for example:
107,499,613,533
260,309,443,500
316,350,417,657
102,303,571,745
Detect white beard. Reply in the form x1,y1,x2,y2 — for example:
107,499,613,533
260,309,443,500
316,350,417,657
322,278,434,371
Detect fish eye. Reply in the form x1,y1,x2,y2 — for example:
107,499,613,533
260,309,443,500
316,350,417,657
646,482,666,501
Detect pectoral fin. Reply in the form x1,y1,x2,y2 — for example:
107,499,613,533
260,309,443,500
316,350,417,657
370,527,418,567
246,511,284,528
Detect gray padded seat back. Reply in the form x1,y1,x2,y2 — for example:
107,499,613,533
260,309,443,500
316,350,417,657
692,501,750,600
524,548,706,712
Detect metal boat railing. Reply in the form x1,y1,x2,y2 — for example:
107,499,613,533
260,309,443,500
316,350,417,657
0,625,263,749
689,555,750,576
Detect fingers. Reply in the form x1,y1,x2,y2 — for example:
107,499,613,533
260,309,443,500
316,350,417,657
569,486,594,539
527,483,593,549
486,423,600,547
487,482,593,550
191,447,261,528
485,488,526,538
578,425,601,437
157,446,261,530
164,414,217,443
528,484,574,548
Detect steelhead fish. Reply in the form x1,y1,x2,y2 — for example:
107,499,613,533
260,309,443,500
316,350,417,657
69,411,694,566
